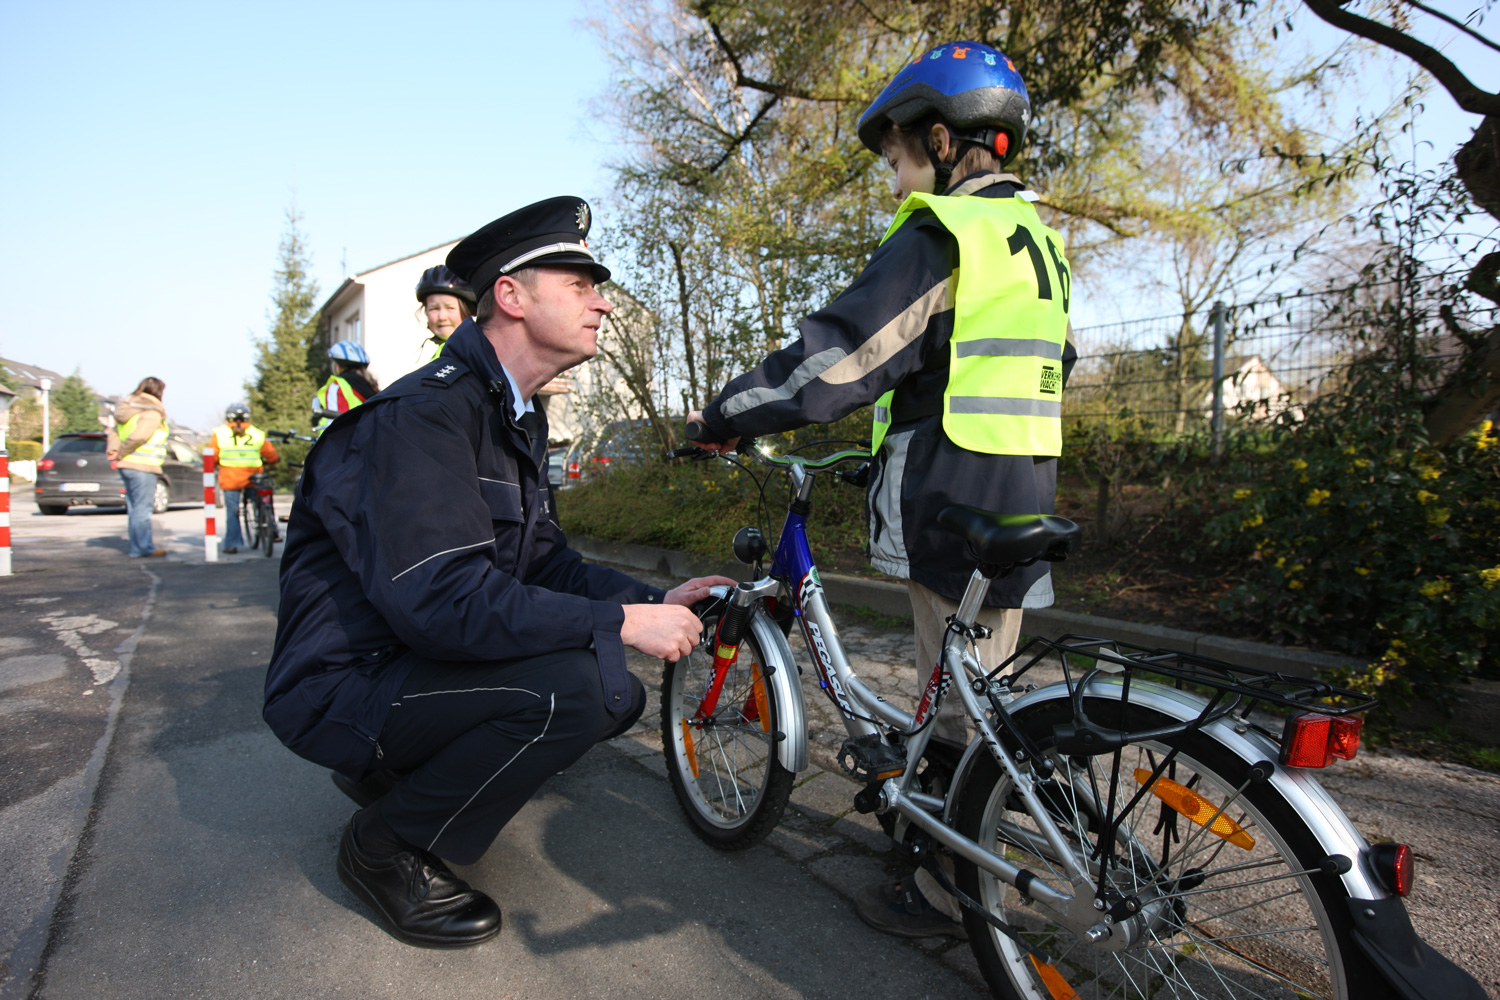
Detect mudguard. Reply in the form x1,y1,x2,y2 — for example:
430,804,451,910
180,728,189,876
948,676,1388,901
748,608,809,773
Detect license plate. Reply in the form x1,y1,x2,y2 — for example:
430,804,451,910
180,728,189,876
60,482,100,492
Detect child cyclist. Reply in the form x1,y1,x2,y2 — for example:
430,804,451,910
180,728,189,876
687,40,1076,938
415,264,476,361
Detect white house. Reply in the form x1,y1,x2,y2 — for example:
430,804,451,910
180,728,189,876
1204,354,1303,421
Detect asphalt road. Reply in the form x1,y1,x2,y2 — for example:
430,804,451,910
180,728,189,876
1,491,1496,999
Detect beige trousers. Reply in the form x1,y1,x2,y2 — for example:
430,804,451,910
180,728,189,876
905,580,1024,920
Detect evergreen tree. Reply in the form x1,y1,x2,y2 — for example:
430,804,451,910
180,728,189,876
248,207,321,427
52,370,101,433
247,207,321,479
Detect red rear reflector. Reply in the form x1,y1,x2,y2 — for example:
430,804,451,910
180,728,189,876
1329,715,1362,760
1281,713,1363,768
38,458,55,470
566,462,580,479
1370,842,1413,896
1282,714,1332,767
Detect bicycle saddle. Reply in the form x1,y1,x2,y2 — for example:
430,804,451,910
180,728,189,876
936,507,1080,575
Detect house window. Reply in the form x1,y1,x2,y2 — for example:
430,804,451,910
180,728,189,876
344,313,362,344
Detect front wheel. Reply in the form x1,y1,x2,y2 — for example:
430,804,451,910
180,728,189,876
152,478,170,514
255,494,275,557
661,604,795,849
955,697,1388,1000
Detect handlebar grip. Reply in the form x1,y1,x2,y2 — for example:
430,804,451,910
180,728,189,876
685,421,724,445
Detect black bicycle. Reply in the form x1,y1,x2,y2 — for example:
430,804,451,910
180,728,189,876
239,471,277,558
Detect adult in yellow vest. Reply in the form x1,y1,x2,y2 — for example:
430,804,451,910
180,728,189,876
415,264,476,362
312,341,378,435
213,403,280,553
106,376,171,558
688,41,1075,938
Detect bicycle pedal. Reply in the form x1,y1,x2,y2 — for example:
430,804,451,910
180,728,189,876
837,733,907,783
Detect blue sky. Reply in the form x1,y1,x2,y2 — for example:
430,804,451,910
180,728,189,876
0,0,1492,431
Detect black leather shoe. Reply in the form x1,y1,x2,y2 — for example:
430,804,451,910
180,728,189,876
336,822,501,948
331,768,402,808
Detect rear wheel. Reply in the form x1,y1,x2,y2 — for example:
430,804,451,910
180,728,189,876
151,479,170,514
39,503,68,516
662,605,794,849
955,697,1385,1000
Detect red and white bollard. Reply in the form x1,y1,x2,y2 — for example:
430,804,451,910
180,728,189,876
203,447,218,563
0,451,11,576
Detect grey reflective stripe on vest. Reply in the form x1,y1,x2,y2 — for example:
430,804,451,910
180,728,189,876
955,338,1064,360
873,405,890,424
949,397,1063,417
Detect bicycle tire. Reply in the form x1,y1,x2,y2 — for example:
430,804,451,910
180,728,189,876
239,492,257,553
954,696,1389,1000
255,494,275,557
661,606,795,850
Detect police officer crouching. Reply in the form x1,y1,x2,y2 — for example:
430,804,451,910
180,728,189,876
264,196,733,948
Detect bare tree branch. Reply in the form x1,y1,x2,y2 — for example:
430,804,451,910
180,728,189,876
1302,0,1500,116
1401,0,1500,56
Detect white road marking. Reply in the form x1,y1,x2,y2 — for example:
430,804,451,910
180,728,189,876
39,613,122,685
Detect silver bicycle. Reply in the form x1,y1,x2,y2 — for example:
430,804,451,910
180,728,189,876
661,433,1478,1000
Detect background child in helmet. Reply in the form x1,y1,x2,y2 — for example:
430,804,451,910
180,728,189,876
414,264,477,361
313,340,379,435
212,403,279,553
688,41,1076,940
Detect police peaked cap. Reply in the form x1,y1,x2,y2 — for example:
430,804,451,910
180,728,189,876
447,196,611,296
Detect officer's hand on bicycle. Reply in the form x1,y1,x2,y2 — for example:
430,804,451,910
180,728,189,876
662,575,737,608
620,603,706,661
684,412,739,455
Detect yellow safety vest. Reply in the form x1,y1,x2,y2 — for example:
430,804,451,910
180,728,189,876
429,338,446,362
213,425,266,468
117,412,169,465
312,375,364,435
870,191,1070,457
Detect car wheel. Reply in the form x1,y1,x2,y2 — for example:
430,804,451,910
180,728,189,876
152,479,170,514
39,503,68,516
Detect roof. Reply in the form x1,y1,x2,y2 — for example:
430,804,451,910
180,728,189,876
0,356,66,391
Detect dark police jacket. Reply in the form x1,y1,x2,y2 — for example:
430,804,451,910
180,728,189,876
264,320,664,778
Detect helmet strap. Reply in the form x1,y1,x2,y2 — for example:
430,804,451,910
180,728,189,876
922,130,954,194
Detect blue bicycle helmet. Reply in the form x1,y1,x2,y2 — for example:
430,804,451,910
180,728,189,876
328,340,369,365
856,41,1030,169
415,264,476,305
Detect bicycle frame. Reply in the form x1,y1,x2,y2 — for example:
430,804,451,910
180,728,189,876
703,447,1389,932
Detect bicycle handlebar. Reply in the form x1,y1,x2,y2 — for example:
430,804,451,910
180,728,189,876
679,422,869,473
267,429,317,443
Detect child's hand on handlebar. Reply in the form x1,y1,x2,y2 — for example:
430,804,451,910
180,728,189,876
685,411,740,455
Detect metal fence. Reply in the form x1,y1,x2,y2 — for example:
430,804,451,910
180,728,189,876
1064,281,1467,445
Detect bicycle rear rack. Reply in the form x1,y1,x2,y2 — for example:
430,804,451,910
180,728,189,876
990,633,1378,758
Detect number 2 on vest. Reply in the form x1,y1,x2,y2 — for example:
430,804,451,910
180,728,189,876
1006,224,1071,313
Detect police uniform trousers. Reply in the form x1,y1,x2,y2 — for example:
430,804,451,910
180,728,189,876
371,648,646,866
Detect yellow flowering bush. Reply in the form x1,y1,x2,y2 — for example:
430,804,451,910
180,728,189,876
1201,400,1498,706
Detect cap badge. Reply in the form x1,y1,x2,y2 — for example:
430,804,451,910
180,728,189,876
575,203,590,231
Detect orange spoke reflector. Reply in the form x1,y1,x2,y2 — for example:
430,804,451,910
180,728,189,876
681,719,699,779
1134,768,1255,851
1028,954,1080,1000
750,661,771,733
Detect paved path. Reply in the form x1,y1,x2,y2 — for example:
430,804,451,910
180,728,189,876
1,493,1495,998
